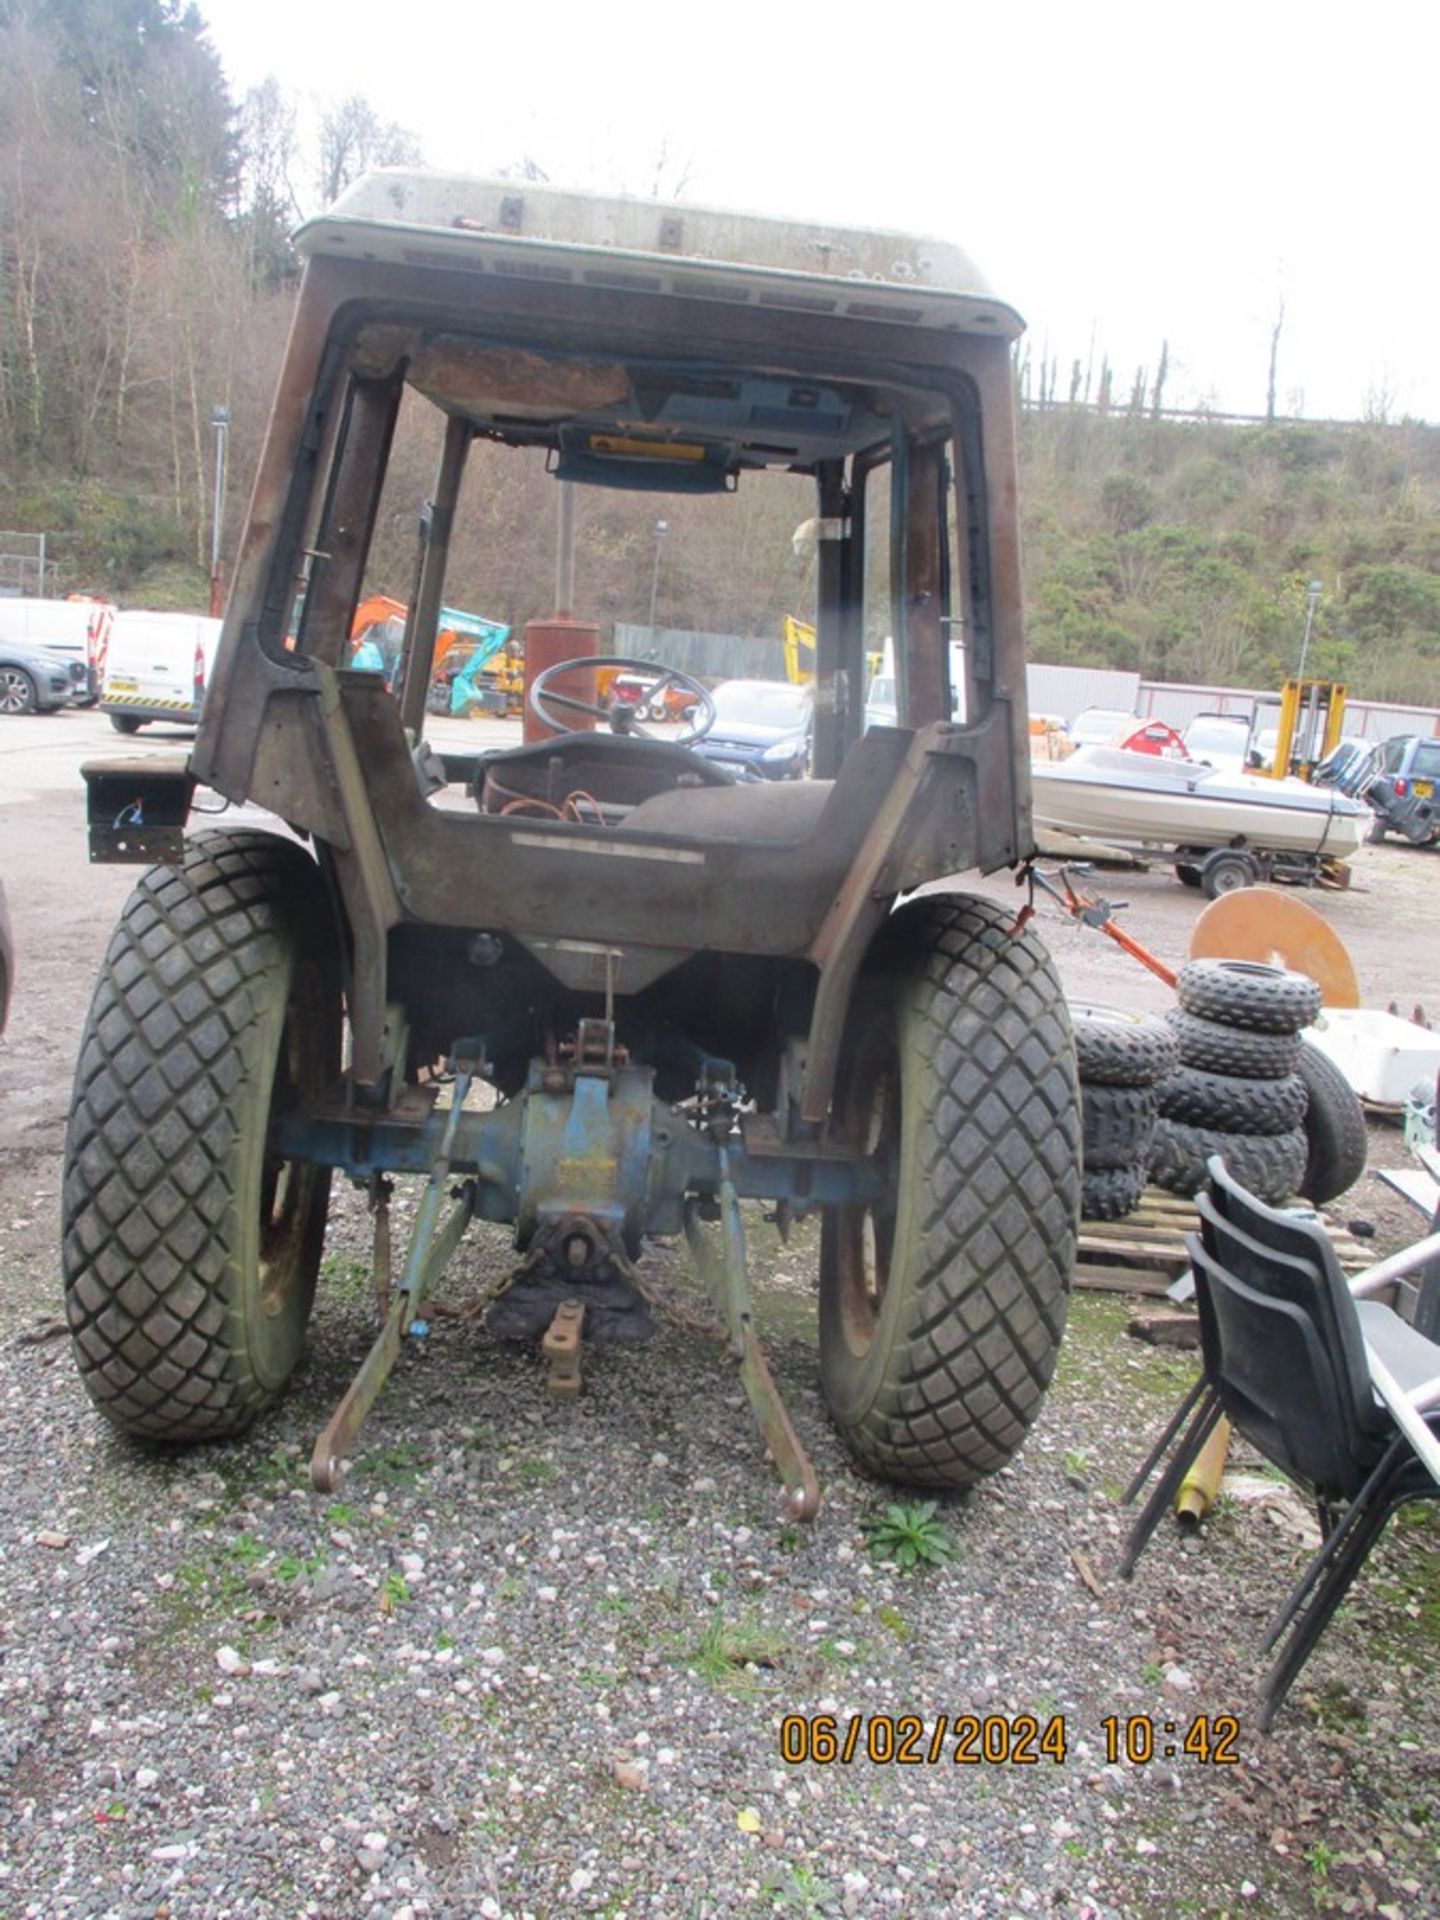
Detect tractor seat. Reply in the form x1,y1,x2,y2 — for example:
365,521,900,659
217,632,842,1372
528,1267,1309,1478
615,777,834,844
472,731,734,822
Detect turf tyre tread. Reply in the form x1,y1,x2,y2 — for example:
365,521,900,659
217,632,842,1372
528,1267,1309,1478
820,896,1081,1491
62,831,338,1442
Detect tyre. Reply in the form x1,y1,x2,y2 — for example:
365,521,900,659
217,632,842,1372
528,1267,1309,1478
109,712,143,735
819,895,1080,1491
1071,1001,1179,1087
1201,849,1257,899
1366,813,1387,845
1156,1065,1308,1135
1081,1163,1147,1221
1295,1040,1368,1205
62,831,341,1441
1166,1009,1302,1078
1174,862,1203,888
1082,1082,1157,1171
1175,959,1322,1035
1149,1117,1307,1204
0,666,38,715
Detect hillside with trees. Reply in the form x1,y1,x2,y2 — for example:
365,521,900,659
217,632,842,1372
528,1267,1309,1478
3,0,1439,705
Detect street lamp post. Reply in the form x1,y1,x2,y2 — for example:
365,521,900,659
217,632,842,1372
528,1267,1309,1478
1297,577,1322,682
209,405,231,618
646,518,669,636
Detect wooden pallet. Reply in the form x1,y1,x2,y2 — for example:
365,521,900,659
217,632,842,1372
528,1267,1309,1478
1076,1187,1370,1297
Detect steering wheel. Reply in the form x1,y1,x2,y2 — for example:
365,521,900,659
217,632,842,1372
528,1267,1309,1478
529,655,716,747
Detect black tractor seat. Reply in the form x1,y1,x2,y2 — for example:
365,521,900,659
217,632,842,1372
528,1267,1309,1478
473,730,734,825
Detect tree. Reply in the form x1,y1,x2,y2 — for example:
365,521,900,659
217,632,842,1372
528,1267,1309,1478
315,94,422,207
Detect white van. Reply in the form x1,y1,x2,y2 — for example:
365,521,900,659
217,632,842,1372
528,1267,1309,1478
0,595,113,703
101,610,223,733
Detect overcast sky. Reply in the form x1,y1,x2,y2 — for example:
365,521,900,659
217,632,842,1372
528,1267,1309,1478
200,0,1439,424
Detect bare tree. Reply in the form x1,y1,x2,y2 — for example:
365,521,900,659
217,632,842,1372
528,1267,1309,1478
1266,302,1285,425
315,94,422,207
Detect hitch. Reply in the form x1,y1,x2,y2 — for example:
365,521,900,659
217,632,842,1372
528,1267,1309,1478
685,1146,821,1523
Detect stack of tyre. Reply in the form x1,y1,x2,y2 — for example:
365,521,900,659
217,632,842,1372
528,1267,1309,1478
1072,1004,1180,1220
1152,959,1330,1204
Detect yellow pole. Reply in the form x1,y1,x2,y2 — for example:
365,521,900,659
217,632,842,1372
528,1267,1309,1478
1175,1418,1231,1528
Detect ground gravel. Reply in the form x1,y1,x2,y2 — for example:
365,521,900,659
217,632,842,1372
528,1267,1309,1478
1,747,1437,1917
2,1178,1438,1919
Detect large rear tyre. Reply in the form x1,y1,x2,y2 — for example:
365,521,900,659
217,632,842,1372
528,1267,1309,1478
62,831,340,1441
819,896,1081,1490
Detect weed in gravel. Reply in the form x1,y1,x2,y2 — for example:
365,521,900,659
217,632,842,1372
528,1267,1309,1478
762,1863,833,1914
1307,1680,1368,1732
873,1602,909,1640
356,1441,426,1487
688,1611,789,1691
380,1570,411,1612
864,1500,956,1572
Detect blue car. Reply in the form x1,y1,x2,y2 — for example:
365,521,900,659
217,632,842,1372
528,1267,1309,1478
691,679,814,781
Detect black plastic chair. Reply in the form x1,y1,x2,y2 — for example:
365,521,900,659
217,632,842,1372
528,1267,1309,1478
1121,1156,1440,1727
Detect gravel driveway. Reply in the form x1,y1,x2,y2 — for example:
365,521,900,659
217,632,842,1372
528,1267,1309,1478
1,714,1437,1918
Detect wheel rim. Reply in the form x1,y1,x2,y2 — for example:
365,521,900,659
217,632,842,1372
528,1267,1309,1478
258,957,329,1317
0,669,32,713
832,1013,901,1358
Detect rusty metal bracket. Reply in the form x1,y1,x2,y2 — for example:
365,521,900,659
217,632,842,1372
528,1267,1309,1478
541,1298,585,1397
684,1147,821,1523
311,1066,477,1491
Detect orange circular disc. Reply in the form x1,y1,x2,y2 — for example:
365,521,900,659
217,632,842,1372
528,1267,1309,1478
1187,886,1360,1008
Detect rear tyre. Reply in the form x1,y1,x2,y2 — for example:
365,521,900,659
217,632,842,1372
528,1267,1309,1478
62,831,340,1441
1366,813,1387,845
1294,1041,1368,1204
109,713,143,735
820,896,1080,1490
0,667,38,714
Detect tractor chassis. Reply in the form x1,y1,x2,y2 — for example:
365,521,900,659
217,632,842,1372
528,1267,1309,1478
293,1032,879,1515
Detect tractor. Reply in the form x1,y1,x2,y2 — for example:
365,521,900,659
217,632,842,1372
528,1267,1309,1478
62,173,1080,1518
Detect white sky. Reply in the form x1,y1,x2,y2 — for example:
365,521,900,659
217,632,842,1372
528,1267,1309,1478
201,0,1440,423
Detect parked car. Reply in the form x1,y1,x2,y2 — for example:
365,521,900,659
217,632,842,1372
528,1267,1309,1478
101,610,224,732
0,641,85,713
0,595,111,703
1067,706,1139,748
1364,735,1440,844
1180,712,1252,772
691,678,813,779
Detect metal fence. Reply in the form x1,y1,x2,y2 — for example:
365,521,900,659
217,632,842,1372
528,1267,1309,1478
0,533,51,599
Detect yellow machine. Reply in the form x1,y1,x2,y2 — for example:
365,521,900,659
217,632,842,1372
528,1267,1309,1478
782,614,816,683
783,615,882,687
1259,679,1347,781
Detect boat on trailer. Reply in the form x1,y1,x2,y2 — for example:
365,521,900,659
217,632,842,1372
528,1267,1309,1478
1031,745,1369,895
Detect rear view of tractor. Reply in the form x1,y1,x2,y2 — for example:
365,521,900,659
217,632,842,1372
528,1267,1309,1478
62,173,1080,1516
